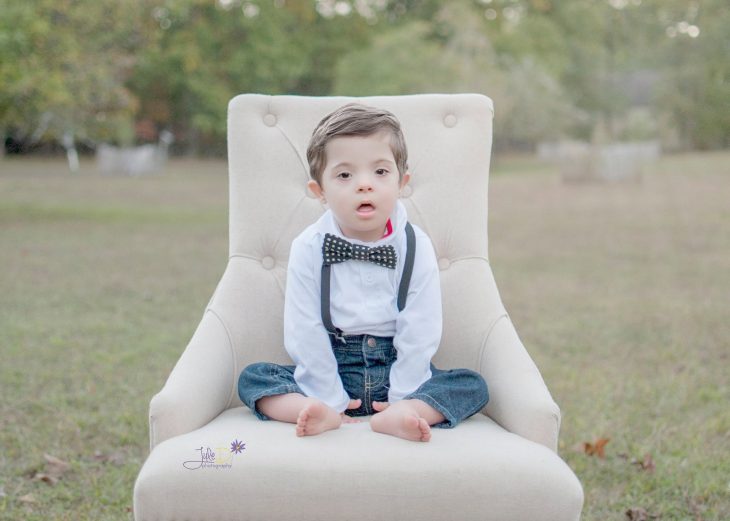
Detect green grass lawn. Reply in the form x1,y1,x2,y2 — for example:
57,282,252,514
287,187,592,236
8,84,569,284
1,152,728,520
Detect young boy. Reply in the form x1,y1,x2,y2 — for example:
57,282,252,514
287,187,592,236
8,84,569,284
238,103,488,442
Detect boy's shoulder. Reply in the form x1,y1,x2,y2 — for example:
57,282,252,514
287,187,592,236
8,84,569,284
288,214,329,269
409,222,432,241
291,215,327,249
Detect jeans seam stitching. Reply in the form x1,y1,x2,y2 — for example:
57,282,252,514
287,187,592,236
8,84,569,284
409,392,456,426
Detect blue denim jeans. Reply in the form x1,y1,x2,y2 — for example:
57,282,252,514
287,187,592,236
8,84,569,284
238,334,489,428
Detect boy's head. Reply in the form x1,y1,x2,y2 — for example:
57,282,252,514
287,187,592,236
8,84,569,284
306,103,409,185
306,103,411,242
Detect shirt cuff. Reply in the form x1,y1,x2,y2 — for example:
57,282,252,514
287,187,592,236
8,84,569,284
329,392,351,414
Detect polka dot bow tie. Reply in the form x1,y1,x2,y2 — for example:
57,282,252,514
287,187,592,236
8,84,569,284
322,234,397,269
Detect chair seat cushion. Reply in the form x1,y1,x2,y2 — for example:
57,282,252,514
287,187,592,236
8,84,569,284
134,407,582,521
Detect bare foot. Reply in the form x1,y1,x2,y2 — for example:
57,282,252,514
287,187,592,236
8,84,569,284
295,399,342,437
370,405,432,442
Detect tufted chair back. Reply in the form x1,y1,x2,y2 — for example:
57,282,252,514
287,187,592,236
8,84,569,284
210,93,505,410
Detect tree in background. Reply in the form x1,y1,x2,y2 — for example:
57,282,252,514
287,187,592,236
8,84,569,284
0,0,156,152
652,0,729,149
490,0,729,149
129,0,372,154
1,0,726,155
334,0,580,149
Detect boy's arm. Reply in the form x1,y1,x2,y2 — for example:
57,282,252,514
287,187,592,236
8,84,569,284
284,237,351,413
389,232,442,402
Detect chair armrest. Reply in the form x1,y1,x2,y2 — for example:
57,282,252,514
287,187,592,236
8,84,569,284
148,309,236,450
479,313,561,452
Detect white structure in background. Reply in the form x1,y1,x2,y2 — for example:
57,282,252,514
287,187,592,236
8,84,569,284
97,130,174,176
25,112,81,173
61,131,80,173
538,140,661,182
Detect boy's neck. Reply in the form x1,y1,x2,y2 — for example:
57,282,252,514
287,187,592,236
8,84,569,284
336,218,393,243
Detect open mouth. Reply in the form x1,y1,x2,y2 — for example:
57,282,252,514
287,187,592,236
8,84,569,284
357,202,375,213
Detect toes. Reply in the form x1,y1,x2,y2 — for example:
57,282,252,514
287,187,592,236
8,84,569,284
418,418,429,432
295,402,343,437
418,418,431,442
296,409,310,435
297,409,309,425
401,414,426,441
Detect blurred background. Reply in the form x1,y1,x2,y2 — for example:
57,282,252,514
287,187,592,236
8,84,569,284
2,0,728,161
1,1,728,520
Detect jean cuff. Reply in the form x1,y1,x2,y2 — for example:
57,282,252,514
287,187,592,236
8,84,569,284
405,392,458,429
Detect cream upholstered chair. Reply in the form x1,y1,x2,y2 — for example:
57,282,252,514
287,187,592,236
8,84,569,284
133,94,583,520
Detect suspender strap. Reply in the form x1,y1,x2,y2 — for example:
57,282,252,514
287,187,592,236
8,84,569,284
321,221,417,342
320,262,344,342
397,222,416,312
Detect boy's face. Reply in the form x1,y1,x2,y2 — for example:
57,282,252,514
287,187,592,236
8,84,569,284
308,131,410,243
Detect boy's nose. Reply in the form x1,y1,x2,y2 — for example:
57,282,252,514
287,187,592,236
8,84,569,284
357,176,374,192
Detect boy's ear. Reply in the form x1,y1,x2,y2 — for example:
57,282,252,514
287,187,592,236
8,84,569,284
307,180,325,201
399,172,411,190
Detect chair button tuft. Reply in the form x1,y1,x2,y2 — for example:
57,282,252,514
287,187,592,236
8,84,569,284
263,113,277,127
438,258,451,270
443,114,457,128
262,256,276,269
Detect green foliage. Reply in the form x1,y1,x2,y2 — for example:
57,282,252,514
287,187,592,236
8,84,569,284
333,21,453,95
334,1,579,147
129,0,371,152
652,0,730,149
0,0,727,151
0,0,156,145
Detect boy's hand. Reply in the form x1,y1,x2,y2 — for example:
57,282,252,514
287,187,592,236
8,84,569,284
341,398,362,424
372,401,389,412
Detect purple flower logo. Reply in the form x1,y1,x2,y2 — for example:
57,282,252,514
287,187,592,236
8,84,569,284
230,439,246,454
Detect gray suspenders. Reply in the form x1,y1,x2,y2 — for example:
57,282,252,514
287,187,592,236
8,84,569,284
321,222,416,343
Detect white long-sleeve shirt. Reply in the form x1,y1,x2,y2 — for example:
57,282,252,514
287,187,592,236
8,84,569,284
284,200,443,413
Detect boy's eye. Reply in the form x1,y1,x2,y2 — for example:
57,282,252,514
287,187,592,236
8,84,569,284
375,168,388,176
337,172,351,179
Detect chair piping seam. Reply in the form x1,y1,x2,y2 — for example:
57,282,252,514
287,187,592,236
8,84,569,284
228,253,260,261
477,312,508,385
206,307,238,409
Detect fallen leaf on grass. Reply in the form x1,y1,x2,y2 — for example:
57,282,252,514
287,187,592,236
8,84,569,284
583,438,610,458
626,507,659,520
19,493,37,504
32,473,58,485
632,453,656,472
43,454,70,474
92,450,126,465
31,454,71,486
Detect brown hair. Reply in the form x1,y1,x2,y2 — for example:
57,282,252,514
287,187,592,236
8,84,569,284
306,103,409,185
